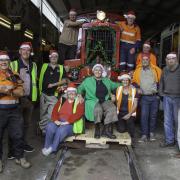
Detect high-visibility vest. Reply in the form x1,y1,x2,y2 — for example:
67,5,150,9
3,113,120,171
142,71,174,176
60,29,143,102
57,98,83,134
116,86,137,117
39,63,63,97
10,60,38,102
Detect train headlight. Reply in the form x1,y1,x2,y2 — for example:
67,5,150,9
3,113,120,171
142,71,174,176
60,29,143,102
97,10,106,21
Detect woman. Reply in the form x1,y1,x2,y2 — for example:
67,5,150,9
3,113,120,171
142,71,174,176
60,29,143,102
116,74,138,138
78,64,119,139
42,83,84,156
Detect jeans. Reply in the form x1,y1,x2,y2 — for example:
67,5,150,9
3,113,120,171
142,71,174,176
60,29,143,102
163,96,180,144
44,122,73,152
140,95,159,136
0,107,24,159
120,42,136,71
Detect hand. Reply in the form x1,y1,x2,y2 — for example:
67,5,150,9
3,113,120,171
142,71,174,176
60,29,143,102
48,83,54,88
130,48,135,54
77,94,84,104
122,113,131,120
0,86,11,94
54,121,61,126
137,88,143,94
111,94,116,102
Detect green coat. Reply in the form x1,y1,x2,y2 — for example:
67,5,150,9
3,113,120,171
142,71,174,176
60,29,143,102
77,76,119,121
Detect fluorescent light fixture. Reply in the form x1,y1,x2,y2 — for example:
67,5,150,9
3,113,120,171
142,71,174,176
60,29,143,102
0,15,11,29
42,39,46,45
24,29,33,39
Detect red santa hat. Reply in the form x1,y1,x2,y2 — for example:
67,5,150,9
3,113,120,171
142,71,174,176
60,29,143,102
49,50,58,58
124,11,136,19
166,52,177,59
0,51,10,61
19,42,32,50
143,41,151,48
66,83,77,92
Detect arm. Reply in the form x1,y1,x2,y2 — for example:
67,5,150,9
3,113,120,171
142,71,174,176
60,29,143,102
51,100,61,121
135,26,141,50
12,85,24,97
77,80,86,95
158,70,164,96
67,102,85,124
66,20,83,27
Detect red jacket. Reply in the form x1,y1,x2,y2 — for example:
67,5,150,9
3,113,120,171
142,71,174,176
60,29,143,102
51,97,84,124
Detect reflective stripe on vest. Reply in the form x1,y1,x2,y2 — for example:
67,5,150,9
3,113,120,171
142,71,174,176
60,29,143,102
116,86,136,117
10,60,38,102
57,98,83,134
39,63,63,97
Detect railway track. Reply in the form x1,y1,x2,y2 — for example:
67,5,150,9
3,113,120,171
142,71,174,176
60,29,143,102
46,144,143,180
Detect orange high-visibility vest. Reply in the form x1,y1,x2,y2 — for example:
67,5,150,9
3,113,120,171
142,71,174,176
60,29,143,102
116,86,137,116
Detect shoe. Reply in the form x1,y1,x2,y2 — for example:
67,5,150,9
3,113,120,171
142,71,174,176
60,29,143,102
138,135,148,143
42,147,53,156
149,133,156,141
0,160,3,173
8,152,15,160
15,157,31,169
24,144,34,153
160,142,175,148
94,123,101,139
102,124,116,139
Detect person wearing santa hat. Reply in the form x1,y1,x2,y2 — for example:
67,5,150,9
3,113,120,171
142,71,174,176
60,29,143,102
136,41,157,67
42,83,84,156
115,74,138,138
78,64,119,139
132,54,162,142
159,52,180,152
10,42,38,155
39,50,68,132
0,51,31,172
117,10,141,71
58,9,85,64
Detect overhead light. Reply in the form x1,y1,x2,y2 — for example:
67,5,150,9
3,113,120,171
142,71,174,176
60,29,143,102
97,10,106,21
0,15,11,29
42,39,46,46
24,29,33,39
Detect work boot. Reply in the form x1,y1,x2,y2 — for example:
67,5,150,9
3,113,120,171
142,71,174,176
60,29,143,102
24,144,34,153
8,152,15,160
160,142,175,148
15,157,31,169
0,160,3,173
94,123,101,139
138,135,148,143
102,124,116,139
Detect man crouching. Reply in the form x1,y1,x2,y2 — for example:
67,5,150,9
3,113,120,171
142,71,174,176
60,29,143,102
0,51,31,173
42,83,84,156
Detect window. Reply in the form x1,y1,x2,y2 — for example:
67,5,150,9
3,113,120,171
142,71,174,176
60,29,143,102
31,0,63,32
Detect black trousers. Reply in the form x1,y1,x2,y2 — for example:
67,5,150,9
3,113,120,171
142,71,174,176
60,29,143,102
0,107,24,159
58,43,77,64
116,112,135,138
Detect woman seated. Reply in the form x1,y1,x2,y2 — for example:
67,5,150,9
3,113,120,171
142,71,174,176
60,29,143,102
78,64,119,139
42,83,84,156
115,74,138,138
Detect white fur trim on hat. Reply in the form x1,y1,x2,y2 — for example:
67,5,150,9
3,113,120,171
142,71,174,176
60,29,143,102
92,64,104,72
143,43,151,48
20,44,31,49
0,55,10,60
49,52,58,58
118,74,131,81
66,87,77,92
166,53,177,59
124,14,136,19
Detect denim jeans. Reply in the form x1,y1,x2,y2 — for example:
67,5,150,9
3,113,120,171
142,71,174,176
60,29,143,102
163,96,180,144
140,95,159,136
44,122,73,152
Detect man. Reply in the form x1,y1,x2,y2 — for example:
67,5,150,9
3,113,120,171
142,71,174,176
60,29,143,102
132,54,161,142
10,42,38,154
136,41,157,67
118,11,141,71
58,9,84,64
0,51,31,173
42,83,84,156
159,52,180,150
39,50,67,132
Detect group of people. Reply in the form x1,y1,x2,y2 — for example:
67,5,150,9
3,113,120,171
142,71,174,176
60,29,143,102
0,8,179,175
